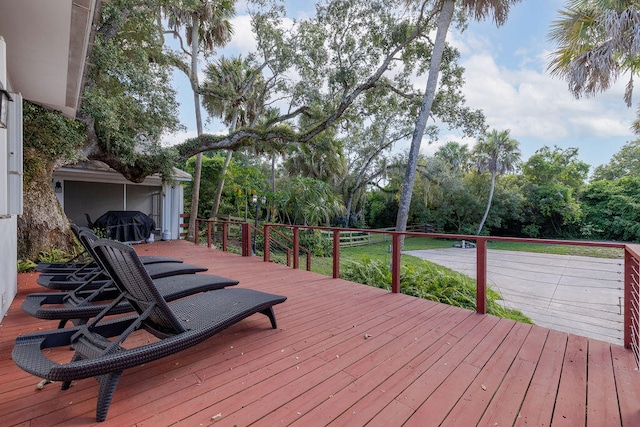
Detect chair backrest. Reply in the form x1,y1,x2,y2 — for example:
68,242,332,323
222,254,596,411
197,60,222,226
77,228,100,258
90,238,186,337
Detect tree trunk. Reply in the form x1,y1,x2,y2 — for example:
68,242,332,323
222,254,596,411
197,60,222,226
209,111,238,221
187,17,204,241
345,192,354,228
267,154,276,222
395,0,455,247
477,171,496,235
209,149,233,220
17,149,75,260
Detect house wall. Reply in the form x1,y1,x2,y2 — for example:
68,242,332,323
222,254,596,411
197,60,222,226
53,168,187,239
0,38,18,320
126,185,162,227
162,182,184,240
61,180,162,230
64,181,124,226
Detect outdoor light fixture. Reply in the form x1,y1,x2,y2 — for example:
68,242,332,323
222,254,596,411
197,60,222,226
54,181,63,193
0,81,13,129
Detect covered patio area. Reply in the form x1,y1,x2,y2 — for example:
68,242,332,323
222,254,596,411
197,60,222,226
1,240,638,425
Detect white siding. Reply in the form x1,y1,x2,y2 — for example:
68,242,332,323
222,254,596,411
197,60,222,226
0,37,17,321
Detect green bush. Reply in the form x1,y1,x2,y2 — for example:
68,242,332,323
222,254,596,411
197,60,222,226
299,229,332,257
341,257,531,323
17,259,37,272
38,248,75,263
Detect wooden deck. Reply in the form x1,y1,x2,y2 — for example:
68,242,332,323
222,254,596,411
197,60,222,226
1,240,639,426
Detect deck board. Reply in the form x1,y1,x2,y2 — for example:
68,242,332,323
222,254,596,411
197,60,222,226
0,240,639,426
552,334,589,426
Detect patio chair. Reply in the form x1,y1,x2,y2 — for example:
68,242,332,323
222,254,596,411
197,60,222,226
12,239,286,422
37,260,208,290
22,272,239,328
36,225,181,273
37,229,208,290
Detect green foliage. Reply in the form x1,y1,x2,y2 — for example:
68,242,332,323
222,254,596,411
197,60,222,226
365,190,398,228
341,258,531,323
299,229,333,257
520,146,589,238
82,0,182,176
183,152,267,219
37,248,77,264
274,177,346,226
22,101,86,172
91,227,109,239
17,259,37,273
592,139,640,180
581,177,640,242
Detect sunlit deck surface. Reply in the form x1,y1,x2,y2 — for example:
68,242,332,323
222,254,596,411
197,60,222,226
1,240,640,426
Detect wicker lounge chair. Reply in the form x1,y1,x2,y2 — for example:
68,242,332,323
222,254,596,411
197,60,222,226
37,229,208,290
36,260,208,290
12,239,286,422
35,226,182,273
23,272,239,327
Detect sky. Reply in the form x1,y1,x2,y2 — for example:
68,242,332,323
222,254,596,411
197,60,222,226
165,0,637,171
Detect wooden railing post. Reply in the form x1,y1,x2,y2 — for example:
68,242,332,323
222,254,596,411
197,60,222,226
222,222,228,252
333,230,340,279
293,226,299,269
476,238,487,314
264,225,271,263
241,223,251,257
625,247,632,349
194,219,199,245
391,233,401,293
206,221,212,248
625,246,640,367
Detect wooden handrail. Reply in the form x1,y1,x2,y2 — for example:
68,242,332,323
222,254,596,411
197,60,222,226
183,216,638,366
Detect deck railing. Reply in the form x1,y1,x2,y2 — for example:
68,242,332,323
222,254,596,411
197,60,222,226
625,245,640,363
183,217,639,365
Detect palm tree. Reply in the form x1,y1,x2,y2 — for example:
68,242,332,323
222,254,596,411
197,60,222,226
396,0,522,241
434,141,472,174
282,135,347,186
163,0,235,239
548,0,640,130
473,129,520,235
201,55,265,220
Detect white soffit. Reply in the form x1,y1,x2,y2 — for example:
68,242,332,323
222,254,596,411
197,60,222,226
0,0,97,118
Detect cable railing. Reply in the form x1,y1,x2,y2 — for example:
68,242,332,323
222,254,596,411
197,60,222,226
180,216,639,367
625,245,640,365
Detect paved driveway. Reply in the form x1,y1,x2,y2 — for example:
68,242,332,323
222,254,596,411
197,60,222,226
404,248,624,345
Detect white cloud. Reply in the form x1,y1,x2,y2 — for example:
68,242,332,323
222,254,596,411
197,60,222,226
225,14,258,52
161,129,200,147
458,46,635,144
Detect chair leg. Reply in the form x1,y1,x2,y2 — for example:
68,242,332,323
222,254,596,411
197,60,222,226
62,352,84,390
95,371,123,422
260,307,277,329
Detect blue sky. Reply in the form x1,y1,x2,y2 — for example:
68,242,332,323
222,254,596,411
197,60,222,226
166,0,637,171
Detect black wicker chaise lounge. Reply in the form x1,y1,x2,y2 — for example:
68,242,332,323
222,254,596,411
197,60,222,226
35,225,182,273
26,228,238,328
22,272,240,327
36,229,208,291
12,239,287,422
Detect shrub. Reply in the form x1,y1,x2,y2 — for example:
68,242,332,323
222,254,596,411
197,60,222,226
341,257,531,323
17,259,37,272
